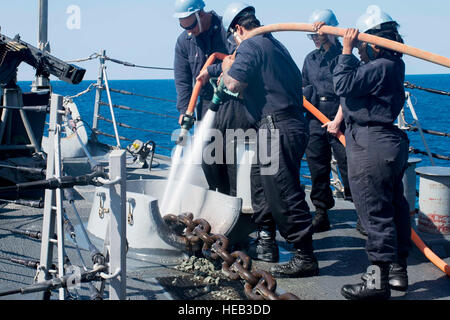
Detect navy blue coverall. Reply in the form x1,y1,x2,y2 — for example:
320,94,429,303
174,12,251,195
332,54,412,263
302,44,351,210
228,34,313,250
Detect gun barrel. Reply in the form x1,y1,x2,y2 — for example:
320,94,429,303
0,33,86,85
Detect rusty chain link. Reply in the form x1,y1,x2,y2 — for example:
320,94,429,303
163,213,300,301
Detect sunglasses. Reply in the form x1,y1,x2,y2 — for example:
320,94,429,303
307,34,319,40
180,18,198,31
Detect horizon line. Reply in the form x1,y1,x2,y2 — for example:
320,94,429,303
16,73,450,83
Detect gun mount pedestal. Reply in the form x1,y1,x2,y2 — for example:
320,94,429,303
0,85,45,157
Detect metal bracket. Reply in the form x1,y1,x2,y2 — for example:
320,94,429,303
127,198,135,226
97,192,108,219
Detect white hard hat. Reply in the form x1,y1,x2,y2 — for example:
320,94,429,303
356,5,394,33
223,2,255,33
308,9,339,26
307,9,339,40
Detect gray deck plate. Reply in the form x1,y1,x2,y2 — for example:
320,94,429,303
0,153,449,300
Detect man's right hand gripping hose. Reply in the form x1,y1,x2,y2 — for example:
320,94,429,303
175,52,232,147
208,76,240,112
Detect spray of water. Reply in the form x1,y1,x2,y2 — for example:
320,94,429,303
160,110,216,215
160,144,183,214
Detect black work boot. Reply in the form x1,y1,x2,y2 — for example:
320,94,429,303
247,227,279,263
270,243,319,278
312,207,331,233
389,260,408,292
342,263,391,300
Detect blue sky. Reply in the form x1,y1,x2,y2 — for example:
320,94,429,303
1,0,449,81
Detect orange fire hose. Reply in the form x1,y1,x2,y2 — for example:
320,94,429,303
305,92,450,278
184,36,449,276
185,54,343,146
246,22,450,277
185,52,229,117
247,23,450,68
305,97,449,275
303,97,346,147
411,229,450,276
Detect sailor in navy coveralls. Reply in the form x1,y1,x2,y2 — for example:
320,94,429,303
332,5,412,300
221,2,319,278
302,9,352,233
173,0,251,196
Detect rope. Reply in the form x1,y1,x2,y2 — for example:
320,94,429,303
98,101,178,119
404,82,450,96
103,55,174,71
65,53,100,63
409,147,450,161
65,53,174,70
106,87,177,103
96,114,173,136
65,83,96,100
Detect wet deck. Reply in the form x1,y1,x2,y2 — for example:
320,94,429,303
0,153,449,300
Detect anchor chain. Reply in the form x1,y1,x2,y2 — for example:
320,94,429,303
163,213,299,301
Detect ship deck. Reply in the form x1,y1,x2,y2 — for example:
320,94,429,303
0,152,449,301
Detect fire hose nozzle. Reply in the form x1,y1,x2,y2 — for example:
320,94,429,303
177,113,196,146
181,113,196,131
176,128,189,146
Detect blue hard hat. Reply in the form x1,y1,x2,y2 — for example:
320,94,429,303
356,5,395,33
308,9,339,26
173,0,205,19
222,2,255,33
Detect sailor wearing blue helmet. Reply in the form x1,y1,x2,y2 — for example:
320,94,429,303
221,2,319,279
332,5,412,300
302,9,352,234
173,0,252,196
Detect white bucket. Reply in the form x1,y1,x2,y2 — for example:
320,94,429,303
416,167,450,235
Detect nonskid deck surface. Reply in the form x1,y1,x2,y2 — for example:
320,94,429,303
0,154,449,300
255,200,450,300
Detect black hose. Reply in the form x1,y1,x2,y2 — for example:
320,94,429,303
0,227,42,240
0,164,46,175
0,171,107,197
0,265,107,297
0,289,21,297
0,198,44,208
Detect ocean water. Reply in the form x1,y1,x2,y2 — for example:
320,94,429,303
18,74,449,184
